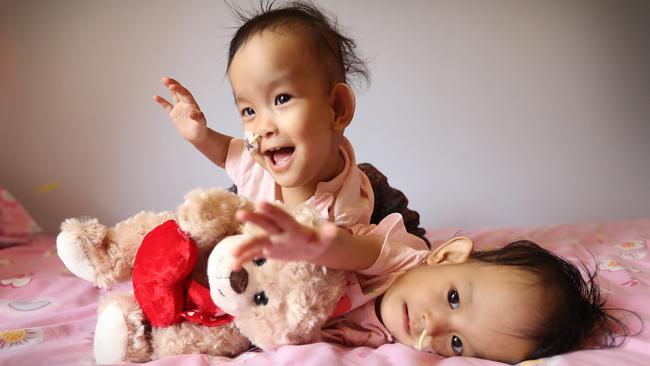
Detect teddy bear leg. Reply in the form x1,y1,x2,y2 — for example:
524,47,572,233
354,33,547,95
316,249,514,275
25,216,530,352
94,292,151,364
151,321,251,359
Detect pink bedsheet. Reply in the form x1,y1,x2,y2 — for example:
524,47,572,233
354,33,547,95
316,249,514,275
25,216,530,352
1,219,649,366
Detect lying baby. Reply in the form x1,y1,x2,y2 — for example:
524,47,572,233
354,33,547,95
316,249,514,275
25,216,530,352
229,203,633,364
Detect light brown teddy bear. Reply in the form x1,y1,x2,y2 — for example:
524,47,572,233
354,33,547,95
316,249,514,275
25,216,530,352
56,188,346,363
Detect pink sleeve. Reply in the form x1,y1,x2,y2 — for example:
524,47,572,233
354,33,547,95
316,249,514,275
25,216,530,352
225,138,246,187
354,213,430,277
332,167,374,228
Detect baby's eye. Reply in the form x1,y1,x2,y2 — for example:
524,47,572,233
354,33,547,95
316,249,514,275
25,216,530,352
253,258,266,266
242,107,255,117
274,94,292,105
451,335,464,355
448,289,460,309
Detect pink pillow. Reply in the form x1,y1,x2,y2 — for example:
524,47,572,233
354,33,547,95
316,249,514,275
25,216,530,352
0,187,41,244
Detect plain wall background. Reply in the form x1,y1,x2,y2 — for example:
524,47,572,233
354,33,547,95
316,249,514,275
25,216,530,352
1,0,649,235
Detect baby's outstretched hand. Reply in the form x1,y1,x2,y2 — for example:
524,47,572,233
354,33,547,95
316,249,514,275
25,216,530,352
231,202,338,270
153,77,207,143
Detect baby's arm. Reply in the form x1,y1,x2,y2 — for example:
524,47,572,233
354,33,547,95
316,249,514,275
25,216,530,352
154,77,233,168
231,202,383,271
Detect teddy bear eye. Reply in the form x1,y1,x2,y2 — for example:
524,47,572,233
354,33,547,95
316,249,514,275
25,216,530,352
253,258,266,266
254,291,269,306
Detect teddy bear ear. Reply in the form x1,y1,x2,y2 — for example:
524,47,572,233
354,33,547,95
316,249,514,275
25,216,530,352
176,188,247,246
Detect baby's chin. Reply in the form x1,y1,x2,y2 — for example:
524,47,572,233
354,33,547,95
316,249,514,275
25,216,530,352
391,328,416,351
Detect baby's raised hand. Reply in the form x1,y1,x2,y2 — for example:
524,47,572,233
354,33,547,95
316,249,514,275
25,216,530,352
153,77,208,143
230,202,338,270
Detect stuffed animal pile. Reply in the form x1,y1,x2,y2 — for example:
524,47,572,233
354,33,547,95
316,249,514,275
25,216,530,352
56,188,346,363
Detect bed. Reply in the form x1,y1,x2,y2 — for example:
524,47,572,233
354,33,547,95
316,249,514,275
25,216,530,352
1,186,649,366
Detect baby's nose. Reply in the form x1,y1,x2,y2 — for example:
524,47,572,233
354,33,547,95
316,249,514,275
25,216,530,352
229,268,248,293
422,311,448,336
253,113,278,138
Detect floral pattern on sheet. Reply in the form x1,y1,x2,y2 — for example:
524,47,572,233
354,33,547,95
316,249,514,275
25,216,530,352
615,239,647,260
598,258,640,273
0,274,33,288
9,300,51,312
621,277,648,287
0,328,43,351
0,299,52,315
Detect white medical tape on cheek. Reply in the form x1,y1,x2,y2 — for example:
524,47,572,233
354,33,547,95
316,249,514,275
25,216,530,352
243,130,260,154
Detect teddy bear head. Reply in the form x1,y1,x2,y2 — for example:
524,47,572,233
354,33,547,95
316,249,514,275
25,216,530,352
206,207,346,350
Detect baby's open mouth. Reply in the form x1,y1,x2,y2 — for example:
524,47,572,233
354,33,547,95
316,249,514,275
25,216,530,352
265,147,295,167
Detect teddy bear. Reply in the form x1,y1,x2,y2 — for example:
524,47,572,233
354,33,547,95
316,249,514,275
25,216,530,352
56,187,347,363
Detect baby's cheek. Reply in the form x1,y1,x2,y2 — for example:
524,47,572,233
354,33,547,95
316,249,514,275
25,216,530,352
429,337,449,357
252,153,267,168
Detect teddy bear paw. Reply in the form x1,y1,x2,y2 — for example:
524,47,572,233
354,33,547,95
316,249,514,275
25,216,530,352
94,303,130,364
56,232,95,282
56,230,98,283
56,217,114,286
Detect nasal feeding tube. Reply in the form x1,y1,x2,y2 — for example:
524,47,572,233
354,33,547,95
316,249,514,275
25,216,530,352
415,329,433,352
244,130,261,154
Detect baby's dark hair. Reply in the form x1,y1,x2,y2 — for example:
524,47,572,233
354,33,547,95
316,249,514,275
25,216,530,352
226,0,370,89
470,240,639,360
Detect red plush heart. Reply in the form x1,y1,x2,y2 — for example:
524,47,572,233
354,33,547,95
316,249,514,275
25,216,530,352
133,220,197,327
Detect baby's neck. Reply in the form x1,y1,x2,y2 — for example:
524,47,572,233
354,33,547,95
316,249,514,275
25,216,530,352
280,185,317,206
279,150,346,206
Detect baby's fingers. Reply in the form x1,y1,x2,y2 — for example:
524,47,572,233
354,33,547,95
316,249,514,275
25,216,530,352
231,237,271,270
257,202,301,232
153,95,173,112
163,78,197,105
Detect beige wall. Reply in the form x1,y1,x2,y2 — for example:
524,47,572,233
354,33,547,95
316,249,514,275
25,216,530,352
1,0,649,234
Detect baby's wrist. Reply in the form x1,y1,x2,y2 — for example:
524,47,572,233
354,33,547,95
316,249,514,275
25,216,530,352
188,127,211,145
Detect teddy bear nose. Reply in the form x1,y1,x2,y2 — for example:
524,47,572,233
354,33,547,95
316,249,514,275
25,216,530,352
229,268,248,294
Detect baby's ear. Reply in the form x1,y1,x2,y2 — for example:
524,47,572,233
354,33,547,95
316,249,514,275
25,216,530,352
329,83,355,132
426,237,473,265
